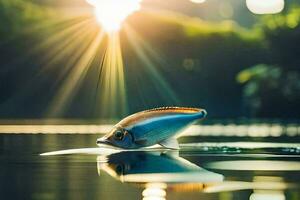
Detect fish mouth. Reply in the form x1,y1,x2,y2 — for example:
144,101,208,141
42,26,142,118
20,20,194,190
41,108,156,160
96,137,114,147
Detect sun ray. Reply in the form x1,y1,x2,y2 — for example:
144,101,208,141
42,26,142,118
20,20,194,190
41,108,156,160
0,15,92,74
0,15,99,111
47,28,105,116
124,25,180,105
3,1,180,119
36,20,94,74
95,32,128,118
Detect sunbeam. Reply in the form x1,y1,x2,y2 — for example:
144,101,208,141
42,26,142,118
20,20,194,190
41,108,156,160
47,27,105,116
124,25,180,105
36,19,94,75
95,32,128,118
2,2,181,119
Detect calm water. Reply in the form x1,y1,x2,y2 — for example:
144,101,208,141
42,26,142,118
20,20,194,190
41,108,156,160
1,134,300,200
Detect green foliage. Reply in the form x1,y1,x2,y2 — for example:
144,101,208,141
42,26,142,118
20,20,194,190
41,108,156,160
237,64,281,84
258,5,300,69
237,64,282,104
0,0,54,37
236,5,300,118
260,5,300,30
237,64,300,118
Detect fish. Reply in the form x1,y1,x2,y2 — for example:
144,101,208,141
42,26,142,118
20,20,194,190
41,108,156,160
96,107,207,149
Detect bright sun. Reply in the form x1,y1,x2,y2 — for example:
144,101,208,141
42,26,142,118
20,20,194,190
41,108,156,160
86,0,142,32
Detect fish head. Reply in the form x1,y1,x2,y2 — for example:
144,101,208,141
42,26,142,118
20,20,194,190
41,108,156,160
97,127,135,149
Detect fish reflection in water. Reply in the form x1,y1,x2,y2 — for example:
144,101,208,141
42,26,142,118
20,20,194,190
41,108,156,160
100,152,300,200
97,151,223,183
97,151,223,200
41,145,300,200
96,151,299,200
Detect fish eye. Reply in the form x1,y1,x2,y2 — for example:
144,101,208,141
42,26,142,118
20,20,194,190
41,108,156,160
115,164,124,175
114,130,124,140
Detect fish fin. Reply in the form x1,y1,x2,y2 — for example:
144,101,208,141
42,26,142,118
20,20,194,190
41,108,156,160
159,138,179,150
161,151,179,158
134,138,148,145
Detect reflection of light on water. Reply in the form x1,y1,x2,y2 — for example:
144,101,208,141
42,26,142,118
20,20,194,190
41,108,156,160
206,160,300,171
250,192,285,200
269,125,283,137
122,172,223,183
204,181,288,193
0,124,113,134
248,125,270,137
168,183,204,192
246,0,284,14
204,176,290,193
1,123,300,137
41,148,120,156
181,124,300,137
286,125,298,136
143,183,167,200
250,176,286,200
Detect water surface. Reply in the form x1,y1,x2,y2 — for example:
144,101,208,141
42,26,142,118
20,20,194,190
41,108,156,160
1,134,300,200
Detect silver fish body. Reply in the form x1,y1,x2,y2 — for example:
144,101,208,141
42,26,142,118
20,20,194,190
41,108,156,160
97,107,207,149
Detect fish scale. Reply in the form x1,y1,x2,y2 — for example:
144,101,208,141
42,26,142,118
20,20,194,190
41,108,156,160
130,114,202,145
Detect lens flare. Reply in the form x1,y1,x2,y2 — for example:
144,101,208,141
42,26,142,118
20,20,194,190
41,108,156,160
190,0,206,4
246,0,284,15
86,0,142,32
